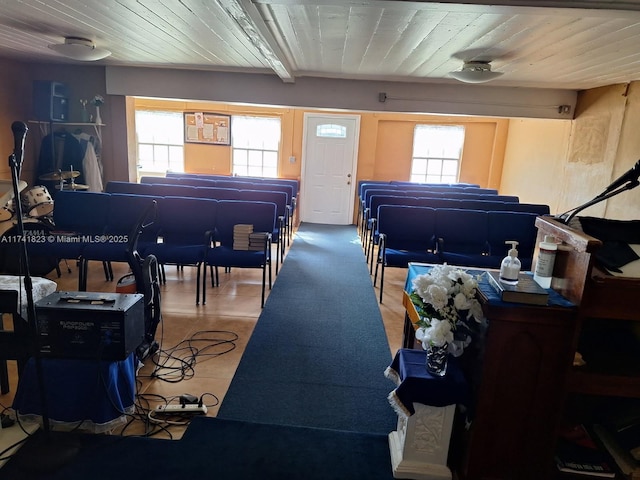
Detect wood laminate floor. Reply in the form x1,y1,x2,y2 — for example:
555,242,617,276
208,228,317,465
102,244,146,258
0,227,408,439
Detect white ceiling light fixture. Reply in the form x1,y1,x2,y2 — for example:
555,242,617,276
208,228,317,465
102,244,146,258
48,37,111,61
450,61,503,84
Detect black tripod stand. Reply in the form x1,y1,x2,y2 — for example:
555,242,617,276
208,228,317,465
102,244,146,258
7,121,79,473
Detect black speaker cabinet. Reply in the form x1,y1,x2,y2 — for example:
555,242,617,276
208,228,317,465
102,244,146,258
35,291,145,361
33,81,69,122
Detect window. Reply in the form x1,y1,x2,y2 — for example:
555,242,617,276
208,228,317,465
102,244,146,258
135,110,184,174
316,124,346,138
410,125,465,184
231,116,281,178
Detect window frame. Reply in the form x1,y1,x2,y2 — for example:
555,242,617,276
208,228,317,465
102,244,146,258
410,125,465,184
231,115,281,179
135,109,185,175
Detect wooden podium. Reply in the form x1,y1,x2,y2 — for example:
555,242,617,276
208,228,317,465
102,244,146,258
402,263,577,479
535,216,640,479
535,216,637,320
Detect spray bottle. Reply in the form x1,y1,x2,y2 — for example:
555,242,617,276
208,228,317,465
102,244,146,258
500,241,521,285
533,235,557,289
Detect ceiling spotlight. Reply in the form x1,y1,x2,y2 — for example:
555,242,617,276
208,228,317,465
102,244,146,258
450,61,503,84
48,37,111,62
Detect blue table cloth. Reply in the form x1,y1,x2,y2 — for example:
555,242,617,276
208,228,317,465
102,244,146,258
385,348,469,417
405,263,575,308
12,353,137,433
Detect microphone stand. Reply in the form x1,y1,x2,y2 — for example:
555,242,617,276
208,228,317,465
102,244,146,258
7,122,78,473
557,179,640,225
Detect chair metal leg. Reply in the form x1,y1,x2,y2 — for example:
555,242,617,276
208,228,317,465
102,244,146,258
261,263,266,308
201,263,207,305
102,261,111,281
195,263,201,306
79,258,88,291
379,262,386,304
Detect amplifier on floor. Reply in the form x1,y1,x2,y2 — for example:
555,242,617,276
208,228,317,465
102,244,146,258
35,291,145,361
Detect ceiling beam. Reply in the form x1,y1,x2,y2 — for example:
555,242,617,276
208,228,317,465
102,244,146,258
216,0,295,83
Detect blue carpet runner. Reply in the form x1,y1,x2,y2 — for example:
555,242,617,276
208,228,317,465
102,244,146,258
0,223,397,479
218,222,397,434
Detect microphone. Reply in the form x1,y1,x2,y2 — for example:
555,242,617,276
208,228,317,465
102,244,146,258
11,120,28,164
599,159,640,197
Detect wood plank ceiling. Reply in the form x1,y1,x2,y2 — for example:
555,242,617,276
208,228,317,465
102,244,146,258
1,0,640,90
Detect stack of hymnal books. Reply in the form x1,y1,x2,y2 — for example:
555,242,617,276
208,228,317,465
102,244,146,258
592,408,640,480
248,232,268,251
555,424,617,478
484,271,549,306
233,224,254,250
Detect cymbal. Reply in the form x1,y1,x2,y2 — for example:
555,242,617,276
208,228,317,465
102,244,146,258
54,183,89,191
39,170,81,181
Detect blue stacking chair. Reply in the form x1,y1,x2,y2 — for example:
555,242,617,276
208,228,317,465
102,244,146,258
79,194,161,290
238,183,294,244
435,208,493,268
193,187,242,201
40,191,111,288
143,196,216,305
233,190,288,274
139,176,182,185
42,191,110,262
373,205,440,303
203,200,277,308
504,203,550,215
105,181,155,196
487,211,540,271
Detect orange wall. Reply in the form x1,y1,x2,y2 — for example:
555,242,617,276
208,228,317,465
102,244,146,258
134,98,508,190
134,98,300,180
367,114,508,188
133,99,509,222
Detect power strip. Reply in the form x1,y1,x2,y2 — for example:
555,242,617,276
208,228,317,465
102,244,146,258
154,404,207,415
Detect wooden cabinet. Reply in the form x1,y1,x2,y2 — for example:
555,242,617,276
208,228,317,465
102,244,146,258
402,264,577,479
535,216,640,478
457,300,576,480
535,216,640,396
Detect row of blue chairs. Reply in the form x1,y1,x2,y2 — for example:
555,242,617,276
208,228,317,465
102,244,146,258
29,191,277,307
364,194,549,268
106,181,288,274
152,174,299,242
360,189,520,242
166,172,299,200
358,182,503,236
373,206,541,303
357,180,484,199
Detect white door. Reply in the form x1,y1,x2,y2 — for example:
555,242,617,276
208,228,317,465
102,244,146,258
300,113,360,225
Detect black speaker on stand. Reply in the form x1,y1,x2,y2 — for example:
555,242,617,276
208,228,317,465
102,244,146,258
32,81,69,123
7,121,79,473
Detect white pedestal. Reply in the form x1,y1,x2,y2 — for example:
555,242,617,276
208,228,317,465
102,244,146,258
388,402,456,480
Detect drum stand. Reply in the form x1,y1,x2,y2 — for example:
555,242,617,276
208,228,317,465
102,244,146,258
7,121,79,472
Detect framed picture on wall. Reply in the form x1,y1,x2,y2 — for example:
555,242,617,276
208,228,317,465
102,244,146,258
184,112,231,145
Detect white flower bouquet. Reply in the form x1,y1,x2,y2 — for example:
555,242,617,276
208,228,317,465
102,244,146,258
91,95,104,106
410,264,485,357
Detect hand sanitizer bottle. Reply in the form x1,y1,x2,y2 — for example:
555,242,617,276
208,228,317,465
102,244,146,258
500,241,521,285
533,235,557,289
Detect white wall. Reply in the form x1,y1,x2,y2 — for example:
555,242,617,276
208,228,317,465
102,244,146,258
501,118,572,215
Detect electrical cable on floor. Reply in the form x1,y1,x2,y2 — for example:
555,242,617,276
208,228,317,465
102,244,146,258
140,330,238,383
108,330,237,437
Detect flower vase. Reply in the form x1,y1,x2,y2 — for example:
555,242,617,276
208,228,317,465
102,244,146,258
95,106,102,125
425,342,448,376
81,106,89,123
